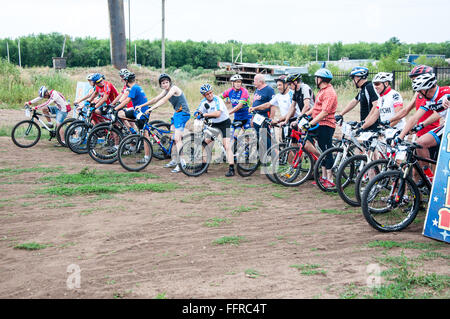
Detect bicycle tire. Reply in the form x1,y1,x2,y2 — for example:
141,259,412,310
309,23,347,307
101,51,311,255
178,135,211,177
118,134,153,172
87,124,123,164
336,154,367,207
313,147,345,192
150,123,172,160
56,118,76,147
66,122,90,154
361,170,420,232
235,132,260,177
354,158,389,206
261,142,287,184
272,146,314,186
11,120,41,148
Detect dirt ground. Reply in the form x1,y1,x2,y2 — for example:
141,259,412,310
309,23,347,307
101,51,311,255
0,109,448,299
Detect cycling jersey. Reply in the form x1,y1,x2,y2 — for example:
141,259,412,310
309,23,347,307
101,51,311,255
419,86,450,119
220,87,251,121
293,83,315,112
356,81,379,130
95,81,119,105
29,90,71,113
252,85,275,118
270,90,299,118
122,84,134,108
376,87,405,130
127,84,149,113
197,96,230,123
415,93,440,138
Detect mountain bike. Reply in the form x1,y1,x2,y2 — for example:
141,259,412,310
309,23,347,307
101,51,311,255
360,140,436,232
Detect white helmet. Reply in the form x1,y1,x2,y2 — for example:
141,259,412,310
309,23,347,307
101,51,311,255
86,73,95,81
230,74,243,82
412,73,437,92
373,72,393,83
119,68,130,78
39,86,48,98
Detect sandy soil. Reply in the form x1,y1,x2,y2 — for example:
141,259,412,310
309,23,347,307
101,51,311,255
0,110,448,299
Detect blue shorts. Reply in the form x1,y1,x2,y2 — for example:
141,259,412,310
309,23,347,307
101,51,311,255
48,106,68,124
171,111,190,131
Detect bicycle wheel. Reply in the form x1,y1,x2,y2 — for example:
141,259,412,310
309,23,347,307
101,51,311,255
235,132,260,177
313,147,347,192
11,120,41,148
66,122,90,154
336,154,367,207
56,118,76,147
178,135,211,177
361,170,420,232
118,134,153,172
273,146,314,187
150,123,172,160
261,142,287,184
87,125,123,164
354,159,389,206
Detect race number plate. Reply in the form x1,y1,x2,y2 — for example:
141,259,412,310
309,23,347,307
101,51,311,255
359,131,374,141
253,113,265,126
341,123,351,136
25,109,31,117
298,117,309,128
395,146,407,161
385,129,397,139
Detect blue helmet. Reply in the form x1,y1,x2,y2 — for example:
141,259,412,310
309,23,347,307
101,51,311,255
314,68,333,79
349,66,369,79
200,83,212,95
91,73,104,84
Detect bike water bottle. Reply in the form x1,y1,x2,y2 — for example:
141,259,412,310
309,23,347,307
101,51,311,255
423,166,434,183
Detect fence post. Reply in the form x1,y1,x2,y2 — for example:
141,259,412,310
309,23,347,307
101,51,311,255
392,71,396,90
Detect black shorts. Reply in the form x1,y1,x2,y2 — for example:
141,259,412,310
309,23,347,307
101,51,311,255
124,109,136,119
211,119,232,138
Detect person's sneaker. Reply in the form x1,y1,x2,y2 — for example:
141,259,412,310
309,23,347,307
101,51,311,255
136,156,150,164
171,165,181,173
164,159,178,168
323,179,336,189
312,177,326,185
225,166,235,177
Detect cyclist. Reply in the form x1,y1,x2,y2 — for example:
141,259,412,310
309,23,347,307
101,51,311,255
113,71,152,163
88,73,119,118
219,74,252,134
358,72,405,131
282,72,315,125
136,73,191,173
335,66,379,130
301,68,338,189
111,68,134,111
24,86,71,143
74,73,97,108
387,65,441,159
195,84,235,177
395,73,450,164
248,74,275,153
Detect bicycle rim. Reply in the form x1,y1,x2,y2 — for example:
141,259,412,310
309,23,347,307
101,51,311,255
11,120,41,148
118,134,152,171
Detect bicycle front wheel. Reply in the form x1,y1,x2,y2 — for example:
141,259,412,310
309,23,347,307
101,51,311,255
178,135,211,177
56,118,76,147
11,120,41,148
336,154,367,207
66,122,90,154
235,132,259,177
361,170,420,232
87,125,123,164
118,134,153,172
273,146,314,187
313,147,346,192
354,159,389,206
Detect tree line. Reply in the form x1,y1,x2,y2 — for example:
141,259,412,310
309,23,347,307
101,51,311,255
1,33,449,69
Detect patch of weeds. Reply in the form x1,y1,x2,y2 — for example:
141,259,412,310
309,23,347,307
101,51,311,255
213,236,246,246
106,279,116,285
417,251,450,260
59,242,76,248
367,240,444,251
204,217,232,227
339,283,367,299
14,242,51,250
45,202,76,209
245,269,265,279
231,205,257,216
0,166,62,178
290,264,327,276
271,192,287,199
154,292,167,299
181,191,227,203
320,208,358,215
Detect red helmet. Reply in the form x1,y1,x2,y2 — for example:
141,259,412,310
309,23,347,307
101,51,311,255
408,65,433,78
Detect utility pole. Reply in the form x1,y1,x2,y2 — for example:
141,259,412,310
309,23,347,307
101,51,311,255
128,0,131,61
61,35,67,58
161,0,166,72
315,45,318,62
107,0,127,69
18,38,21,67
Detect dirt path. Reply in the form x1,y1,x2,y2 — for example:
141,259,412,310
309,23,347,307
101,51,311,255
0,134,448,299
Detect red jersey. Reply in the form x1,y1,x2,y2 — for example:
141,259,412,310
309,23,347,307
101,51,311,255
415,93,440,137
95,81,119,105
122,84,134,108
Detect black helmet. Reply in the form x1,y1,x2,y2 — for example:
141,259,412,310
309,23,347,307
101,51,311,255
286,73,301,83
123,72,136,82
158,73,172,85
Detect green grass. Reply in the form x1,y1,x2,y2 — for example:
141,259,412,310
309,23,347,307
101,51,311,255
213,236,246,246
245,269,265,278
367,240,445,251
0,166,62,178
320,208,359,215
230,205,257,216
204,217,232,227
14,242,51,250
290,264,327,276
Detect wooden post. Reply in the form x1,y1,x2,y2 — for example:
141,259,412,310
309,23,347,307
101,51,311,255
6,41,9,63
107,0,127,69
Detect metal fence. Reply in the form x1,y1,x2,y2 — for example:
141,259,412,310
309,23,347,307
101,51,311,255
331,67,450,91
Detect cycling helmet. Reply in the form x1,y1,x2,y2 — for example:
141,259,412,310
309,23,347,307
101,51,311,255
200,83,212,95
286,73,301,83
412,73,437,92
349,66,369,79
408,65,433,78
86,73,95,81
123,72,135,82
91,73,103,84
230,74,243,82
314,68,333,79
274,75,288,83
119,68,130,78
158,73,172,85
38,86,48,98
372,72,393,83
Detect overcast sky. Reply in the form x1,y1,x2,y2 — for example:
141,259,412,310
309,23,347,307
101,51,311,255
0,0,449,44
